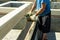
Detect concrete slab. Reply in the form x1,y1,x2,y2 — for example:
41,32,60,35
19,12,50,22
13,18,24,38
2,29,22,40
47,32,60,40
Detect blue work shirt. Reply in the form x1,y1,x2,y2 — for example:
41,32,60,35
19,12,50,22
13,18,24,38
36,0,51,16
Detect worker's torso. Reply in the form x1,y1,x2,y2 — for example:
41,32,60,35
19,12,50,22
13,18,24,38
36,0,51,16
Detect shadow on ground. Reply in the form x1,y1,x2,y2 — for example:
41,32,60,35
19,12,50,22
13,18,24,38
47,32,56,40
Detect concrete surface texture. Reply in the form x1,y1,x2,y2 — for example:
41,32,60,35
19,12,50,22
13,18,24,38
17,0,35,2
0,1,32,39
47,32,60,40
0,0,10,2
35,29,60,40
0,7,15,17
51,2,60,9
2,29,22,40
0,1,60,40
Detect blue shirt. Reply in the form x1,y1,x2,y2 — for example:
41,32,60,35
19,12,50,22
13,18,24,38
36,0,51,16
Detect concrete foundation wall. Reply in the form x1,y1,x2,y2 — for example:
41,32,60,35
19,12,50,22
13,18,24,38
57,0,60,2
0,0,10,2
0,7,15,15
51,9,60,32
0,0,35,2
18,0,35,2
50,0,60,2
0,1,32,39
51,2,60,9
0,7,16,18
0,0,60,2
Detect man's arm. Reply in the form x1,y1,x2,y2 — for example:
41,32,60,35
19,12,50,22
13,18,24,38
30,0,36,12
36,3,46,16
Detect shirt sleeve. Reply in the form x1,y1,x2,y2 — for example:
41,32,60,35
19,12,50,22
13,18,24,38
41,0,46,4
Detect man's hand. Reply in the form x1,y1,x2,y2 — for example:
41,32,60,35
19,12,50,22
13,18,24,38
30,14,38,21
36,13,39,16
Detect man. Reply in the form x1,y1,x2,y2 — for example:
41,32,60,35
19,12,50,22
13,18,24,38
30,0,51,40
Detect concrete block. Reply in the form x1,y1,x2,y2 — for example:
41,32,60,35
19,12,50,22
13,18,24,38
0,1,32,40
